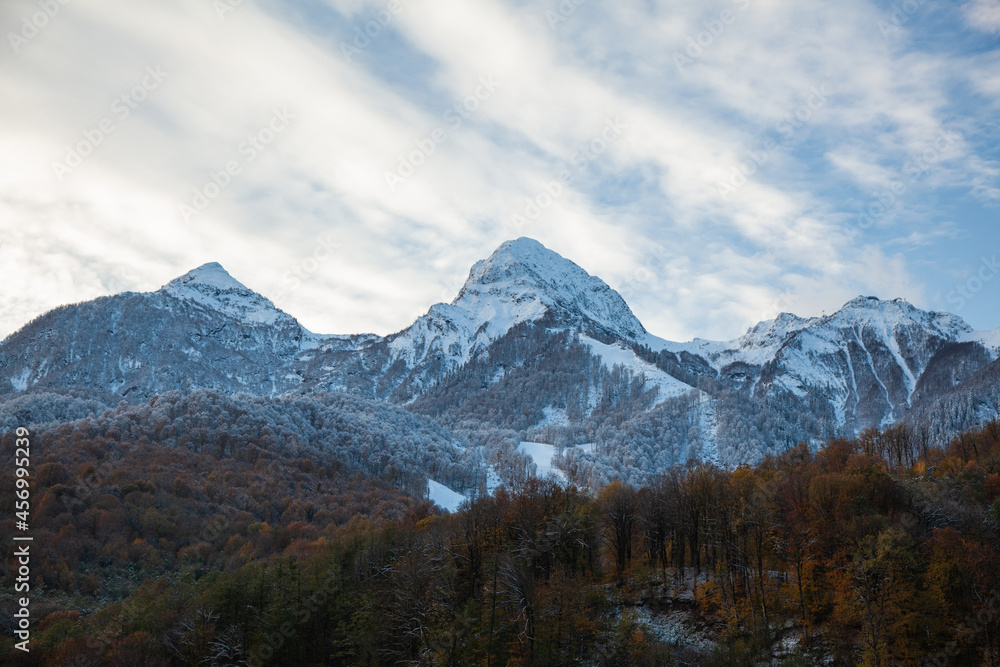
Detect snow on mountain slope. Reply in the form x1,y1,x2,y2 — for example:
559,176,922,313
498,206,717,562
538,405,571,427
579,334,698,403
723,312,820,366
646,335,727,359
158,262,348,359
384,237,648,381
0,262,330,398
649,298,966,371
820,296,971,344
163,262,292,327
696,393,721,466
3,239,999,451
963,329,1000,357
644,312,818,369
757,298,972,414
518,441,596,484
457,238,645,339
642,297,981,429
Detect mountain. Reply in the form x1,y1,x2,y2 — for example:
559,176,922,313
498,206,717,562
291,237,650,401
455,237,646,341
0,263,327,399
163,262,293,326
2,238,998,470
648,296,986,432
404,236,645,365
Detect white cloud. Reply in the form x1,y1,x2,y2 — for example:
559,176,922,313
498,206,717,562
1,0,998,342
964,0,1000,33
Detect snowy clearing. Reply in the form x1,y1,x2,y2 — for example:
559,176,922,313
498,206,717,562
519,441,596,484
427,479,467,512
579,334,696,403
519,441,567,482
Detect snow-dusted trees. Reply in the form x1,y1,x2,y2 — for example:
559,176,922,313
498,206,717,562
0,388,114,432
6,388,482,497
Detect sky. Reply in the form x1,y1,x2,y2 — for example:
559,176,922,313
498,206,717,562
1,0,998,343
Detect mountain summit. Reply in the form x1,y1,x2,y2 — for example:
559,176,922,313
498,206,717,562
453,238,646,340
362,238,649,398
162,262,289,326
164,262,247,292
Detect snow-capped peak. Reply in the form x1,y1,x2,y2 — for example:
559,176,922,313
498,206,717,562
165,262,249,293
384,238,647,383
453,237,646,340
824,296,972,339
161,262,287,326
731,312,819,362
720,295,978,424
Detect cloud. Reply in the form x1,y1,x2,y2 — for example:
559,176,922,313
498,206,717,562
886,223,960,248
964,0,1000,33
1,0,998,341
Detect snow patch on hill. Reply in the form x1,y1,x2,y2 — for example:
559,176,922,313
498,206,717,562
964,329,1000,357
580,334,698,403
519,441,566,481
486,468,503,494
697,394,720,466
519,441,597,484
427,479,467,512
11,368,31,392
538,406,570,427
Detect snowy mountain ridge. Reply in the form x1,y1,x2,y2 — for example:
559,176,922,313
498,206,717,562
385,238,647,372
456,237,646,340
2,238,999,462
163,262,291,326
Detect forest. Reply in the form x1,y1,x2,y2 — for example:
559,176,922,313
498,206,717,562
2,404,1000,664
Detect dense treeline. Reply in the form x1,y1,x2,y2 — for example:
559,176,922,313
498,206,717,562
4,420,1000,665
907,358,1000,445
0,418,426,606
0,388,482,495
0,388,117,433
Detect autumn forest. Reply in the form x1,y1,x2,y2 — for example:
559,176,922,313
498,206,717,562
2,399,1000,665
